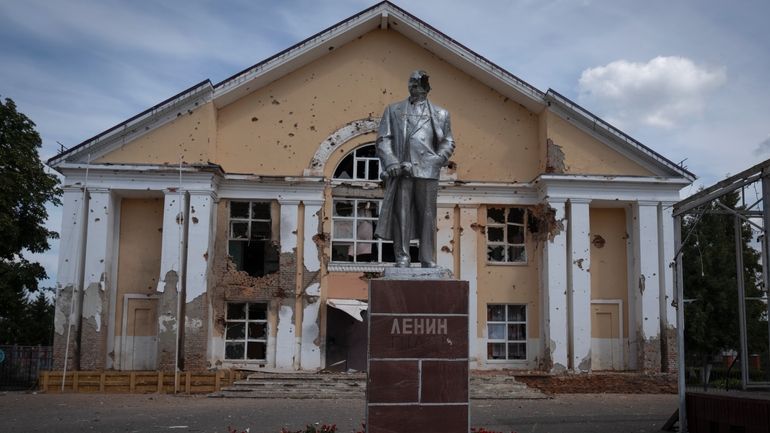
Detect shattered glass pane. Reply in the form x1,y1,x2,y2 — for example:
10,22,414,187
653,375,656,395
227,303,246,320
367,159,380,180
508,246,526,262
247,342,266,360
507,208,525,224
487,245,504,262
226,323,245,340
508,342,526,360
248,303,267,321
333,153,354,179
248,322,267,340
487,343,506,360
487,305,505,322
507,324,526,341
333,200,354,217
508,305,526,322
488,324,505,340
331,242,353,261
251,202,271,220
231,202,250,218
356,160,367,180
333,220,354,239
357,201,379,218
507,225,524,244
231,222,248,239
225,342,245,359
487,207,505,224
251,221,271,240
487,227,504,242
357,144,376,158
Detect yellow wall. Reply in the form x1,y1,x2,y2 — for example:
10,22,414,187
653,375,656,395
545,111,654,176
97,102,216,165
94,29,658,181
589,207,629,337
114,197,164,336
475,206,540,339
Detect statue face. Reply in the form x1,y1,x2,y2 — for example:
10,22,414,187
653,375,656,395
408,71,429,98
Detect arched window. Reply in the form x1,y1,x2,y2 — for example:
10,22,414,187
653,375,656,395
329,144,418,265
333,143,381,181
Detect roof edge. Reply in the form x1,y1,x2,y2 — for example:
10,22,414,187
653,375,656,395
544,89,696,182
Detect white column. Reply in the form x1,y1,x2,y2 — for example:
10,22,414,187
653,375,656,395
569,199,592,372
633,201,662,370
279,200,300,254
80,189,114,329
659,204,676,329
300,201,323,370
543,199,569,372
53,187,88,360
303,201,322,273
459,205,479,367
277,200,299,370
157,189,187,293
436,204,455,274
185,191,216,303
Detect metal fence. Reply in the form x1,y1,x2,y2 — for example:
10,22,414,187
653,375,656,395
0,345,53,390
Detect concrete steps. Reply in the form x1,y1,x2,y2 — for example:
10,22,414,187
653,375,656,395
210,372,547,399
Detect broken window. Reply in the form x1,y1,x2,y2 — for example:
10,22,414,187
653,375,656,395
333,143,381,181
487,304,527,361
228,201,279,277
331,144,417,265
330,198,418,263
224,302,268,361
486,207,527,263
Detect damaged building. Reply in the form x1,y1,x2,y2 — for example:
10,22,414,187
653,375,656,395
48,1,693,375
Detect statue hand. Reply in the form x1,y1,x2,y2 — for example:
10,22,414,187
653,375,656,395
386,164,401,178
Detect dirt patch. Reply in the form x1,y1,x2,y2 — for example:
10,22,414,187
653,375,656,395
514,373,677,394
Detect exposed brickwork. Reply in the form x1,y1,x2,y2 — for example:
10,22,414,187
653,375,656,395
661,327,678,374
183,294,209,371
157,272,180,372
638,337,662,373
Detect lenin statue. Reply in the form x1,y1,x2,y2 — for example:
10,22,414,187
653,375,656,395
374,70,455,268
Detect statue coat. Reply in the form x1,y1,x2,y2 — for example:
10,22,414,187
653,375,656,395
374,98,455,241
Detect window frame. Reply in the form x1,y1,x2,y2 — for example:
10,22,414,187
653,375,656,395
227,200,278,277
224,302,268,362
332,143,383,182
485,206,528,265
486,303,528,362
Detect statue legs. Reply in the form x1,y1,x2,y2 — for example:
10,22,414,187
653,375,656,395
393,177,438,268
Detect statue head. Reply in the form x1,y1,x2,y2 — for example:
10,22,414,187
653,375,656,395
408,70,430,99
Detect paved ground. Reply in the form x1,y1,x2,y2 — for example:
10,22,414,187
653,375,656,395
0,392,678,433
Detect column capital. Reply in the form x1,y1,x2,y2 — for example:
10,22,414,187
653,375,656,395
87,187,111,194
545,197,567,205
300,199,324,206
458,203,480,209
187,189,217,200
278,199,302,206
568,198,592,205
636,200,660,207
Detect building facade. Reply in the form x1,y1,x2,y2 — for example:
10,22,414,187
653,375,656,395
49,2,693,374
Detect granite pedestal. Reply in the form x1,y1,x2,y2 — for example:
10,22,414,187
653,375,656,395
366,277,469,433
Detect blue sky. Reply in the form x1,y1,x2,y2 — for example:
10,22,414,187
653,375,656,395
1,0,769,287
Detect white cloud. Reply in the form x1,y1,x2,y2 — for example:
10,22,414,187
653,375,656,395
578,56,726,129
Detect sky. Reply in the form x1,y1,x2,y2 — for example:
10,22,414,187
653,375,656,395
1,0,769,288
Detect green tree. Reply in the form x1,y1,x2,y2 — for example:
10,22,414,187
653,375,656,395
682,190,766,372
0,97,61,344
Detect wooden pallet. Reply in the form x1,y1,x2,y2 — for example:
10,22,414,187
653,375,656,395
38,370,245,394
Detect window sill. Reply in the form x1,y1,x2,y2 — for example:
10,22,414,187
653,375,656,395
485,261,529,267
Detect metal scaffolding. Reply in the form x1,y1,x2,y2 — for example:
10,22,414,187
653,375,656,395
672,158,770,432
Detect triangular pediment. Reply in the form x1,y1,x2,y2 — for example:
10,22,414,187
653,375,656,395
48,1,693,182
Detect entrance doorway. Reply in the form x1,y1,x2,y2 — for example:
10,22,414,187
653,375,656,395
591,301,623,370
120,295,159,370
